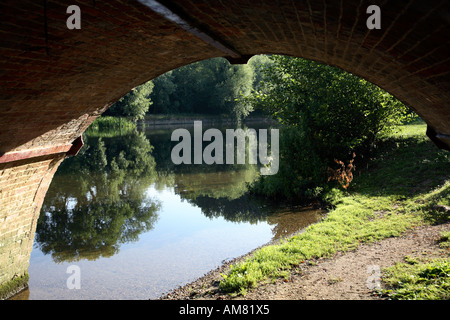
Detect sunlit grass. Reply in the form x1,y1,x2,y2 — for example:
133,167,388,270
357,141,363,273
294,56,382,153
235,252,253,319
87,116,136,135
219,122,450,295
381,257,450,300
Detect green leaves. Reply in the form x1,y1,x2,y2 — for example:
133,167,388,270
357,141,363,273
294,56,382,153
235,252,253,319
107,81,154,121
240,55,414,199
149,57,255,120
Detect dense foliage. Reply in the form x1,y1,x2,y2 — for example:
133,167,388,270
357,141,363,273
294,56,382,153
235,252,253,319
240,55,413,200
105,81,154,121
151,57,256,119
105,56,272,121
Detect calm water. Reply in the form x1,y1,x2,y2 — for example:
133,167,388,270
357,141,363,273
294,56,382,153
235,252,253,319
15,122,323,300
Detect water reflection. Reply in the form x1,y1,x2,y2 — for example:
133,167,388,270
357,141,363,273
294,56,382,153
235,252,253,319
27,122,323,299
35,131,161,263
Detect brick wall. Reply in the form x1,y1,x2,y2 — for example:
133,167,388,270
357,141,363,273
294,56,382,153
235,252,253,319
0,0,223,155
0,154,64,298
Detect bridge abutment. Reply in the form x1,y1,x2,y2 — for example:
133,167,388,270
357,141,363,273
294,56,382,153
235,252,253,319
0,154,65,299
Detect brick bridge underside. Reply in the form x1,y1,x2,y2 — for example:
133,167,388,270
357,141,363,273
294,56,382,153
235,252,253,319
0,0,449,298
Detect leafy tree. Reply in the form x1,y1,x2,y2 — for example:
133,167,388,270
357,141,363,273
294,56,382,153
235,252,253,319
248,55,274,92
223,63,255,120
241,55,412,200
105,81,154,121
105,57,261,121
149,58,255,119
150,70,178,114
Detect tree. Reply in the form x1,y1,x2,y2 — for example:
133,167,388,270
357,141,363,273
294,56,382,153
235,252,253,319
222,63,255,120
106,81,154,121
149,57,255,119
150,70,178,114
105,57,259,120
241,55,411,200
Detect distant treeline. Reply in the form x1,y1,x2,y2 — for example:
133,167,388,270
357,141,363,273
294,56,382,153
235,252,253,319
103,55,272,121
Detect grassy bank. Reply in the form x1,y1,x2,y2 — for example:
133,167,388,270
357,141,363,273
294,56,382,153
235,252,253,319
88,116,136,130
381,255,450,299
0,273,28,300
219,121,450,298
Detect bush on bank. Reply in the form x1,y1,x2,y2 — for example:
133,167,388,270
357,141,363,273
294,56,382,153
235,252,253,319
219,122,450,297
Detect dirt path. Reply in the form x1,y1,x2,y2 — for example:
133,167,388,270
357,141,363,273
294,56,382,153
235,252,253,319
159,222,450,300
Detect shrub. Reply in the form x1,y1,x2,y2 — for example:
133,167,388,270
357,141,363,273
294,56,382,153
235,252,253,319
241,56,413,200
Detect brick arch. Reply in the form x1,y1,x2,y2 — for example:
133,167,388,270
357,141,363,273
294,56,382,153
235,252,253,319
0,0,449,157
0,0,449,297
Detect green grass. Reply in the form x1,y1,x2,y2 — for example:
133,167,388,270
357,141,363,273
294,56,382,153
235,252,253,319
218,121,450,295
88,116,136,131
379,228,450,300
85,116,138,138
0,273,29,300
438,231,450,249
381,257,450,300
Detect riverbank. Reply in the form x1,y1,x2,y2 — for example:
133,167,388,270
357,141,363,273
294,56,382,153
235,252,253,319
159,121,450,300
160,222,449,300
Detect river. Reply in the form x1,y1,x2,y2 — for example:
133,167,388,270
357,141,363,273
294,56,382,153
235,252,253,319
12,121,323,300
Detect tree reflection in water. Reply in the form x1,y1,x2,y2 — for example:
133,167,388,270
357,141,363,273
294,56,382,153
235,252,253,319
35,124,324,264
36,130,161,262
